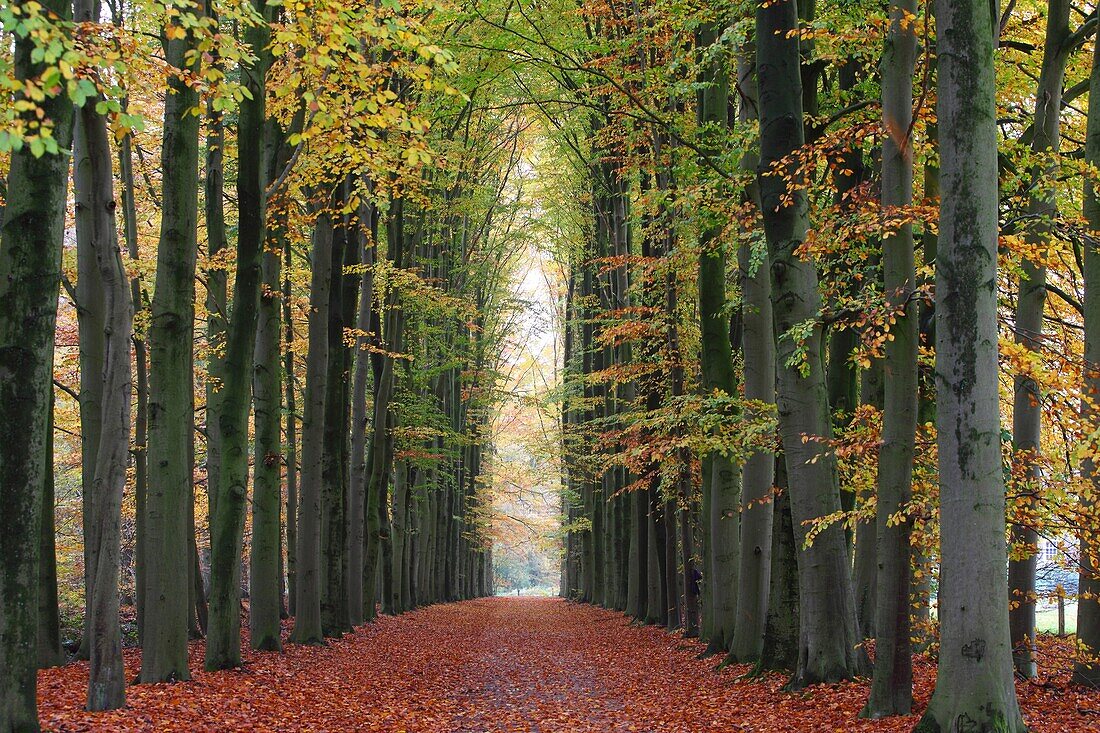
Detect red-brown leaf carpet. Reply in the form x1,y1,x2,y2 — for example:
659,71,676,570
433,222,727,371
37,596,1100,731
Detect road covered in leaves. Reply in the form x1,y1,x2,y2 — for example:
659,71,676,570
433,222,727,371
38,597,1097,731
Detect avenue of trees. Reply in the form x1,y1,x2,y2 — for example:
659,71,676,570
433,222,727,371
547,0,1100,730
2,0,521,726
4,0,1100,731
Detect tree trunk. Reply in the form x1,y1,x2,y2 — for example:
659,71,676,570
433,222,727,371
1075,5,1100,689
728,51,775,665
664,498,681,631
862,0,917,717
0,1,73,717
392,459,409,613
249,9,281,654
320,193,354,636
696,17,740,654
348,205,375,626
728,232,776,664
755,457,799,674
118,98,148,647
141,4,202,682
914,1,1026,729
1009,0,1071,680
645,476,667,626
73,8,134,702
290,210,335,645
364,198,406,617
74,108,106,663
283,234,299,618
203,27,228,564
854,360,884,639
756,0,867,687
205,6,270,669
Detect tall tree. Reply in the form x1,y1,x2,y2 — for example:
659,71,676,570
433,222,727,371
320,184,354,635
755,0,868,686
728,51,775,666
248,1,282,653
862,0,917,717
290,207,335,645
73,95,106,665
205,7,270,667
1008,0,1072,680
0,0,74,725
348,201,377,625
915,0,1026,729
696,13,740,654
73,0,134,708
141,0,204,683
1075,1,1100,689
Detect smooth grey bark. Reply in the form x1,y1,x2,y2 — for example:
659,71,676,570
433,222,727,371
364,199,406,618
727,231,776,664
696,17,740,654
609,173,634,616
251,226,283,650
73,7,134,702
392,458,409,613
284,233,299,617
664,497,681,630
728,53,776,665
626,481,649,620
914,1,1026,730
118,102,149,646
756,0,868,687
83,190,132,711
290,210,335,645
863,0,918,717
205,7,269,667
249,10,281,654
0,1,73,720
645,435,667,625
347,207,375,626
141,6,202,683
755,458,798,673
74,108,105,664
1075,7,1100,689
1008,0,1071,680
186,432,206,640
638,196,669,627
852,501,878,639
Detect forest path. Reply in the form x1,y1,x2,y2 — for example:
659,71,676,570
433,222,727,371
37,597,1084,732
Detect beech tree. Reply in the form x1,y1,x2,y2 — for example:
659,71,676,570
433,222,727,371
915,0,1026,729
756,0,867,686
205,0,272,670
140,0,204,684
72,0,133,704
863,0,917,718
0,1,74,727
1079,1,1100,689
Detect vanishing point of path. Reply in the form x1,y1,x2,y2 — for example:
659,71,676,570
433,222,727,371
37,597,1095,732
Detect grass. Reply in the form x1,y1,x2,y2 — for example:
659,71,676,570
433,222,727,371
1036,601,1076,635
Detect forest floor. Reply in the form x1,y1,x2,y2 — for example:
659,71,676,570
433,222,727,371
38,596,1100,732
